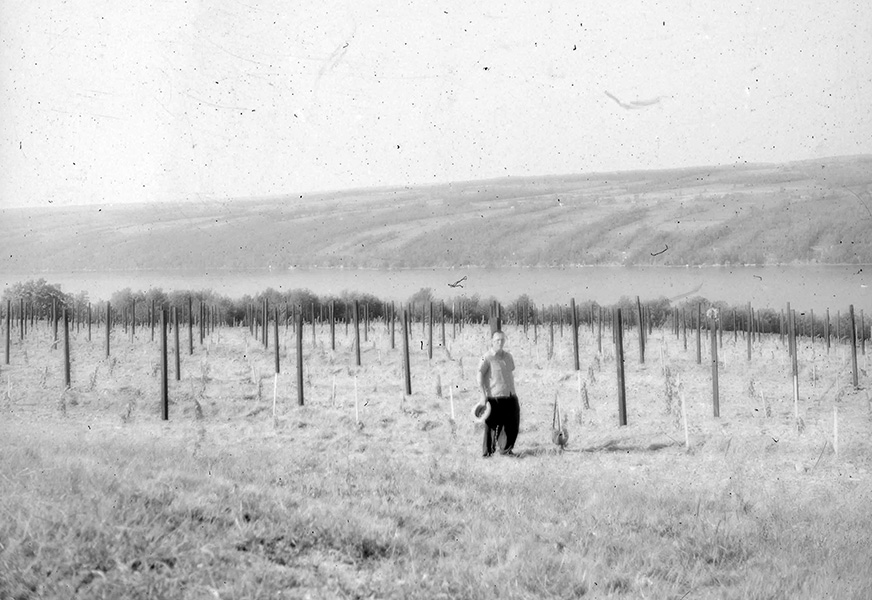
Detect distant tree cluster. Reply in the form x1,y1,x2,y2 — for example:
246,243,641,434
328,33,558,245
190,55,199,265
6,279,865,343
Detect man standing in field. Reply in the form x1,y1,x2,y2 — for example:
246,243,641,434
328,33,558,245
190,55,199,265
477,330,520,457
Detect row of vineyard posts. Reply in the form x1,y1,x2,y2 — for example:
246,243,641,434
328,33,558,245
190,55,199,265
2,294,868,423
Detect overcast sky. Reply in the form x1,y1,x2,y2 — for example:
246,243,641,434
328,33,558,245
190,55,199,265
2,0,870,207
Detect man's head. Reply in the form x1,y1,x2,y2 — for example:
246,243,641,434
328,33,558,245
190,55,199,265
491,330,507,353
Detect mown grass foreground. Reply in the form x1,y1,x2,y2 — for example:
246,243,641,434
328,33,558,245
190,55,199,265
1,319,871,599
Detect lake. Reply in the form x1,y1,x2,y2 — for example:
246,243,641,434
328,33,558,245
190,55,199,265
3,265,870,313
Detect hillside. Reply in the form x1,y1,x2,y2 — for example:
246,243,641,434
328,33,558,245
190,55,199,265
2,155,871,273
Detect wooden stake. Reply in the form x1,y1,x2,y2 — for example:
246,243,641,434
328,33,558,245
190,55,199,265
710,314,719,418
354,300,361,367
105,302,111,358
402,308,412,395
4,299,10,366
330,300,336,351
63,308,70,389
173,307,181,381
615,308,627,426
790,309,800,425
160,308,168,421
849,305,859,389
636,296,645,364
571,298,579,371
296,309,304,406
274,307,280,374
188,296,194,356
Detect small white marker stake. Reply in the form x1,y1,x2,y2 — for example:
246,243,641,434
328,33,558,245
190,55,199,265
834,405,839,456
449,385,455,420
354,376,359,425
678,373,690,451
272,373,278,419
659,342,664,374
577,371,582,407
331,376,336,406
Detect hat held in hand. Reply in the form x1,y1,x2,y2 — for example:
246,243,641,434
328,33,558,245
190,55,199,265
472,401,491,424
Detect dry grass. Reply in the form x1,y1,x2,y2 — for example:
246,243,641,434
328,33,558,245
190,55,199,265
1,318,871,599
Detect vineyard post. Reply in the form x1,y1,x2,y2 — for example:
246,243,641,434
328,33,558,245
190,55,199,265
825,308,831,353
596,306,603,354
451,301,456,341
296,308,304,406
682,308,687,351
173,307,180,381
549,312,554,356
87,303,92,342
150,299,155,342
636,296,645,364
19,299,24,341
330,300,336,351
790,309,799,423
3,299,11,364
778,308,790,345
428,301,433,360
441,300,446,348
105,301,111,358
63,308,70,389
591,304,596,335
262,299,268,349
274,307,280,374
311,304,316,346
861,310,866,356
390,302,396,350
402,308,412,395
354,300,361,367
52,298,58,348
188,297,194,355
131,298,136,342
364,303,369,342
160,308,168,421
459,300,464,334
810,309,815,348
710,313,719,417
571,298,579,371
733,309,737,342
849,305,859,389
615,308,627,426
746,303,752,361
696,304,702,365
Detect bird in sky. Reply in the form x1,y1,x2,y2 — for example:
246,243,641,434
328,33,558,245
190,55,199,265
604,91,668,110
448,275,467,288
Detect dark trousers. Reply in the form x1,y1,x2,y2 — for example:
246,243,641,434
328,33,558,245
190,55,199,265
482,394,520,456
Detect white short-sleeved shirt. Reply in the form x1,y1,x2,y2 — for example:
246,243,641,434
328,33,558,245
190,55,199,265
479,350,516,397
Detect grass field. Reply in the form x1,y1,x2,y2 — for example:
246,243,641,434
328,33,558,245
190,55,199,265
1,315,871,599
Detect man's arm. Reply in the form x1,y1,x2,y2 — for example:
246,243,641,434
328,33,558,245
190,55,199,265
478,356,490,401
